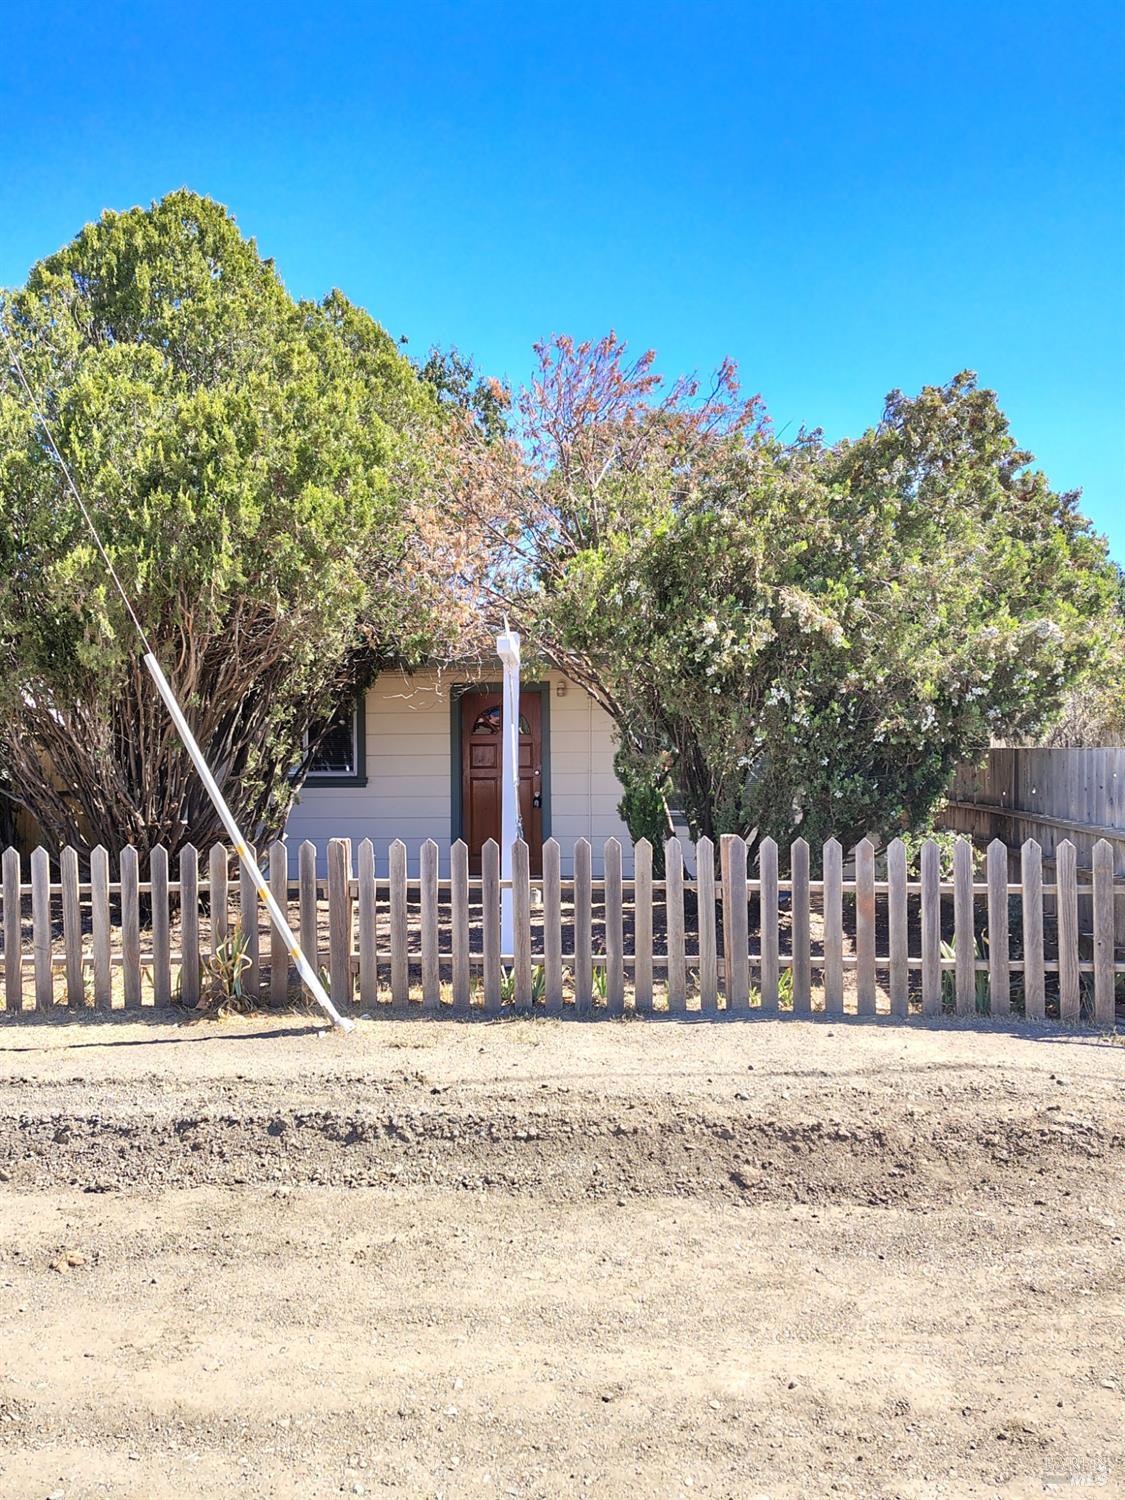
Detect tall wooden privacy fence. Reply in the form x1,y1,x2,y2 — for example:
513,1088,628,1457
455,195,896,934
0,834,1122,1022
947,748,1125,865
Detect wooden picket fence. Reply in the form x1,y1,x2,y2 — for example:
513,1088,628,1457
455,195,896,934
0,833,1122,1022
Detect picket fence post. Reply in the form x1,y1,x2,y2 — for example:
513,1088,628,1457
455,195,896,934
512,838,532,1009
328,837,353,1009
573,838,592,1016
151,845,171,1008
604,838,624,1016
789,837,809,1015
725,835,749,1012
1057,840,1080,1021
389,839,408,1011
1092,839,1115,1026
3,848,22,1012
855,838,875,1017
180,844,200,1008
920,839,941,1018
240,843,259,997
542,837,562,1014
1021,839,1045,1020
664,837,686,1014
357,838,378,1010
451,839,471,1013
482,838,500,1013
210,844,228,954
822,838,843,1016
759,837,779,1014
633,838,653,1015
987,839,1010,1017
696,836,717,1014
886,837,907,1018
421,839,441,1011
298,841,318,977
31,847,52,1010
61,845,84,1007
91,845,111,1009
953,837,975,1016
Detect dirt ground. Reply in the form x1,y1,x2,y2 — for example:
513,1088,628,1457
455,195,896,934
0,1012,1122,1499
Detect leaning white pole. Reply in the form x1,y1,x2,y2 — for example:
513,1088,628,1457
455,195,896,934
144,653,354,1033
496,623,521,959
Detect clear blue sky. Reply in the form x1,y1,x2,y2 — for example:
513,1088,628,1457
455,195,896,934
3,1,1122,561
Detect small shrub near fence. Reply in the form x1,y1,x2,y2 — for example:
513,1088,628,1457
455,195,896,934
0,834,1122,1023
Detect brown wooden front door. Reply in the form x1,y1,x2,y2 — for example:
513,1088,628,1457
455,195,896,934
460,690,544,875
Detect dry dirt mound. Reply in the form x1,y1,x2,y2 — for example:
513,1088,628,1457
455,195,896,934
1,1070,1121,1214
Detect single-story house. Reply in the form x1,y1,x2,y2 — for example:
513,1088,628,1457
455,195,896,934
284,665,636,877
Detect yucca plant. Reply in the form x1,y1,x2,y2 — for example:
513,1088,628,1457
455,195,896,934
940,935,990,1014
500,964,547,1008
777,967,794,1008
198,926,255,1016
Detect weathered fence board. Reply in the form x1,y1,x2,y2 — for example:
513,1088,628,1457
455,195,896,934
358,838,378,1011
1057,839,1080,1022
389,839,408,1011
512,838,532,1009
823,838,843,1016
790,837,810,1015
540,838,561,1013
299,841,317,975
269,842,289,1008
855,838,875,1017
605,837,625,1016
328,838,353,1009
1093,839,1115,1025
31,846,52,1010
482,838,500,1014
632,838,653,1014
1021,838,1045,1021
696,836,717,1014
451,839,470,1013
920,839,941,1018
887,838,908,1019
120,845,141,1009
664,837,686,1014
151,845,171,1009
953,837,975,1016
61,845,83,1006
240,844,259,998
987,839,1010,1018
421,839,440,1011
574,837,592,1017
209,844,228,953
728,835,750,1012
2,847,20,1012
180,844,200,1008
91,845,111,1009
759,837,779,1015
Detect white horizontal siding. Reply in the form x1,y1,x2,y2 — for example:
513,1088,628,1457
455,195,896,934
547,677,633,873
283,668,633,875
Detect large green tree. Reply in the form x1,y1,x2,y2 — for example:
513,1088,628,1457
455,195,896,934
0,191,445,861
1037,565,1125,747
453,338,1118,855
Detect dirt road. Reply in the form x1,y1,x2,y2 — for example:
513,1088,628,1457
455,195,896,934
0,1013,1122,1498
